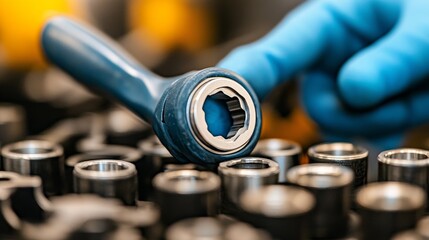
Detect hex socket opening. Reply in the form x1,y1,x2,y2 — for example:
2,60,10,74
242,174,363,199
378,149,429,166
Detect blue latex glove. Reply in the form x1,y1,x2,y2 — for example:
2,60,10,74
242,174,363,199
218,0,429,148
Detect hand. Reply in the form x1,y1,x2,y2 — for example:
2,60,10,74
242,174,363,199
218,0,429,148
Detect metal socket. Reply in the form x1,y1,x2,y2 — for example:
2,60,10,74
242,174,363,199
239,185,315,240
65,145,143,194
74,160,137,205
153,170,220,226
166,217,271,240
252,138,301,183
356,182,426,240
308,142,368,189
218,157,279,214
378,148,429,191
287,163,354,238
2,140,64,196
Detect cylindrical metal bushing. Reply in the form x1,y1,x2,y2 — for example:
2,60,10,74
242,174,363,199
239,185,315,240
65,146,143,194
166,217,271,240
308,142,368,189
153,170,220,226
287,163,354,238
252,138,301,183
378,148,429,191
218,158,279,216
356,182,426,240
2,140,64,196
74,160,137,206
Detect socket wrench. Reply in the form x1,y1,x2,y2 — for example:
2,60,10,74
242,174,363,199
2,140,64,196
239,185,315,240
73,160,138,206
41,17,261,164
153,170,220,226
252,138,301,183
287,163,354,238
308,142,368,189
166,217,271,240
218,157,279,216
356,182,426,240
378,148,429,192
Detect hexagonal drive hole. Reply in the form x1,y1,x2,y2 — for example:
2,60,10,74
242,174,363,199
202,91,245,139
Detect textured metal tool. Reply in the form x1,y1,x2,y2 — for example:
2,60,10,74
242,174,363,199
65,145,143,194
252,138,301,183
153,170,220,226
356,182,426,240
239,185,315,240
41,17,261,164
218,157,279,216
2,140,64,196
378,148,429,191
287,163,354,238
308,142,368,189
74,160,138,205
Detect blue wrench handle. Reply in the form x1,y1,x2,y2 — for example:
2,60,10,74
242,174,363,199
41,17,170,122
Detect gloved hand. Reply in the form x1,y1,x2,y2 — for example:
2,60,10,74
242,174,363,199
218,0,429,148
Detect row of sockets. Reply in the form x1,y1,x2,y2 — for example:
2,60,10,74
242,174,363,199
1,137,429,239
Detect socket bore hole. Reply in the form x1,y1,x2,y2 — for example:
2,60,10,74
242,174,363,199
203,92,245,139
82,162,128,172
385,152,428,160
11,147,53,154
230,160,270,169
0,177,11,182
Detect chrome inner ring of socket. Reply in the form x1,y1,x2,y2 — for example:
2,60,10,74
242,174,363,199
378,148,429,167
74,160,136,180
2,140,63,160
188,77,256,154
153,170,220,194
357,182,425,211
308,142,368,161
287,163,354,188
240,185,315,217
218,157,279,177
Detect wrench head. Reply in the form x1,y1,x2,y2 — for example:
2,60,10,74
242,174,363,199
153,67,262,164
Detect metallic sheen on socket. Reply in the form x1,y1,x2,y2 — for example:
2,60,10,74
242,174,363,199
287,163,354,239
73,160,137,206
356,182,426,240
252,138,301,183
239,185,315,240
218,157,279,215
153,170,220,226
65,145,143,194
378,148,429,191
2,140,64,196
166,217,271,240
308,142,368,189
